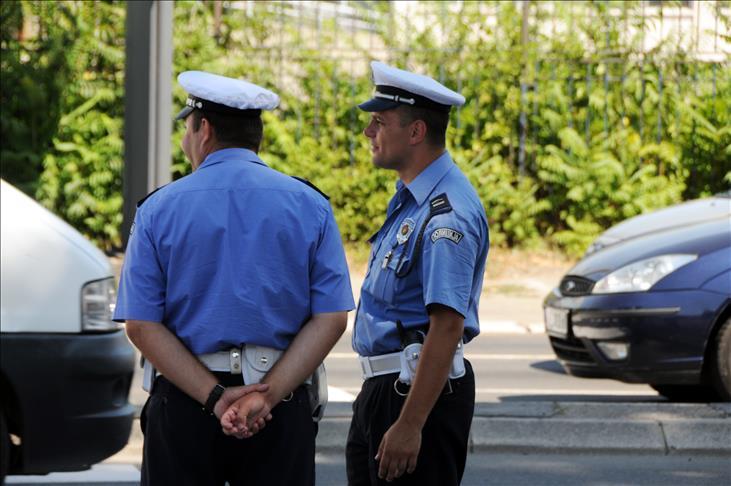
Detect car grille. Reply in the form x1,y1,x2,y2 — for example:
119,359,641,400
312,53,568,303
559,275,595,296
549,335,595,364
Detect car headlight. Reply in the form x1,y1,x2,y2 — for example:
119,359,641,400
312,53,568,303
81,277,121,331
592,254,697,294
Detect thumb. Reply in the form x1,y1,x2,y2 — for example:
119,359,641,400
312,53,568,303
375,436,385,461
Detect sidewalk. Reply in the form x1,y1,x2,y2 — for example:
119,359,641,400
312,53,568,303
316,402,731,455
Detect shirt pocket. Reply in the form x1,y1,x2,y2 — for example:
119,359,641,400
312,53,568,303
372,243,414,305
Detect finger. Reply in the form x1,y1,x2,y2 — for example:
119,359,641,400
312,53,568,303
395,459,408,478
386,460,400,482
225,411,240,428
244,383,269,394
249,418,266,434
375,437,384,462
220,409,236,428
377,449,389,479
406,455,418,474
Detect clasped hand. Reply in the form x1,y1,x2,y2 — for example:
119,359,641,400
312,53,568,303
219,387,274,439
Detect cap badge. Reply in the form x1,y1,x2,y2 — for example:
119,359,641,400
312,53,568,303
396,218,416,245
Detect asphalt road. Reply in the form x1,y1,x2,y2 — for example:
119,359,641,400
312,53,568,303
127,331,663,408
324,331,661,403
10,451,730,486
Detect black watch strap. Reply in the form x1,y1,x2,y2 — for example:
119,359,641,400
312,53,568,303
203,383,225,415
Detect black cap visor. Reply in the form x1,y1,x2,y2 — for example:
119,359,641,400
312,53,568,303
358,85,451,113
175,105,194,120
358,97,401,112
175,96,262,121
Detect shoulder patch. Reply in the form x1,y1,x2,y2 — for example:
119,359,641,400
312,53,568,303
430,227,463,245
292,176,330,200
136,184,168,208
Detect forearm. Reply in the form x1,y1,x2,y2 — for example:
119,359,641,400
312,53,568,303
398,307,464,430
261,311,347,406
126,320,218,405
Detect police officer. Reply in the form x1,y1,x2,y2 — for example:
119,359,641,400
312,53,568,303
346,62,489,485
114,71,355,486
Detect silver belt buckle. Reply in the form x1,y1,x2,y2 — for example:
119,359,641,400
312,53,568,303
230,348,242,374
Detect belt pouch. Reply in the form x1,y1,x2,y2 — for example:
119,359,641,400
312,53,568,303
307,363,328,422
241,345,282,385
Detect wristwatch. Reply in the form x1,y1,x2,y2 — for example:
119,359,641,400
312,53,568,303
203,383,225,415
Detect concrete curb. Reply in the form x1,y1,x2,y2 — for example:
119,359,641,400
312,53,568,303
119,402,731,460
315,402,731,455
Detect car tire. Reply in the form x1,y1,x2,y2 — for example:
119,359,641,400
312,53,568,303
710,317,731,401
650,384,719,402
0,410,9,484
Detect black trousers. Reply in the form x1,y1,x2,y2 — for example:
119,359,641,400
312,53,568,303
346,360,475,486
140,373,317,486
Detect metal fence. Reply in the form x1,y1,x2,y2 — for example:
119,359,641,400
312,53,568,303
219,0,729,169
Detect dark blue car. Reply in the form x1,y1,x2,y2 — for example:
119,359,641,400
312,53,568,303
544,194,731,401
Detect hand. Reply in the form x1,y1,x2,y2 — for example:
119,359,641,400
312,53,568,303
213,384,271,437
220,391,273,439
375,418,422,482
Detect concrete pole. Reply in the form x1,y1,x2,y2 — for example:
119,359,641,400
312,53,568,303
122,1,173,247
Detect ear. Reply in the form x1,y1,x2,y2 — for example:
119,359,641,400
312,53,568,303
200,117,215,145
409,119,427,145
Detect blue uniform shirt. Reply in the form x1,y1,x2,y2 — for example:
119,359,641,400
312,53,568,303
114,148,355,355
353,151,489,357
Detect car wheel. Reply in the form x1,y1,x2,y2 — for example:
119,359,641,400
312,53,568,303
0,410,9,483
710,317,731,401
650,384,719,402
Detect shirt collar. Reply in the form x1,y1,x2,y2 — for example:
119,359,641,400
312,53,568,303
403,151,454,206
198,148,267,170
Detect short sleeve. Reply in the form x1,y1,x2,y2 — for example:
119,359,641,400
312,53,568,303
113,206,166,323
309,205,356,314
420,213,481,318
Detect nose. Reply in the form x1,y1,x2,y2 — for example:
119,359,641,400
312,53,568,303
363,120,375,138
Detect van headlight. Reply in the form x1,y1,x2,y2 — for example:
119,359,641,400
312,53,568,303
592,254,697,294
81,277,121,331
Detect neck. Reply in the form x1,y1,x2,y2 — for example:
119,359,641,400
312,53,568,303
397,146,446,184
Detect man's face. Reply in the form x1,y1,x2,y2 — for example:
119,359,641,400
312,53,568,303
363,109,412,170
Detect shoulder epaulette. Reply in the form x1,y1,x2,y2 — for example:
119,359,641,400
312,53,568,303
429,193,453,216
136,184,168,208
292,176,330,200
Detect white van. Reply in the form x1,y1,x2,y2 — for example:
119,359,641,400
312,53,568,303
0,179,135,479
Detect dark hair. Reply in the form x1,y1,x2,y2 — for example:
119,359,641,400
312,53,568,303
191,109,263,152
396,105,450,148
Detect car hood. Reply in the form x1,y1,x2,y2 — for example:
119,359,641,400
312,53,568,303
585,195,731,255
568,217,731,281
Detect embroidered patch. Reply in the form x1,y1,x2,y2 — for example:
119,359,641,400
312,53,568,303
430,227,463,244
129,222,135,236
396,218,416,245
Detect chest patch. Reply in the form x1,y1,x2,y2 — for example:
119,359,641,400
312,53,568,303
430,227,463,245
396,218,416,245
